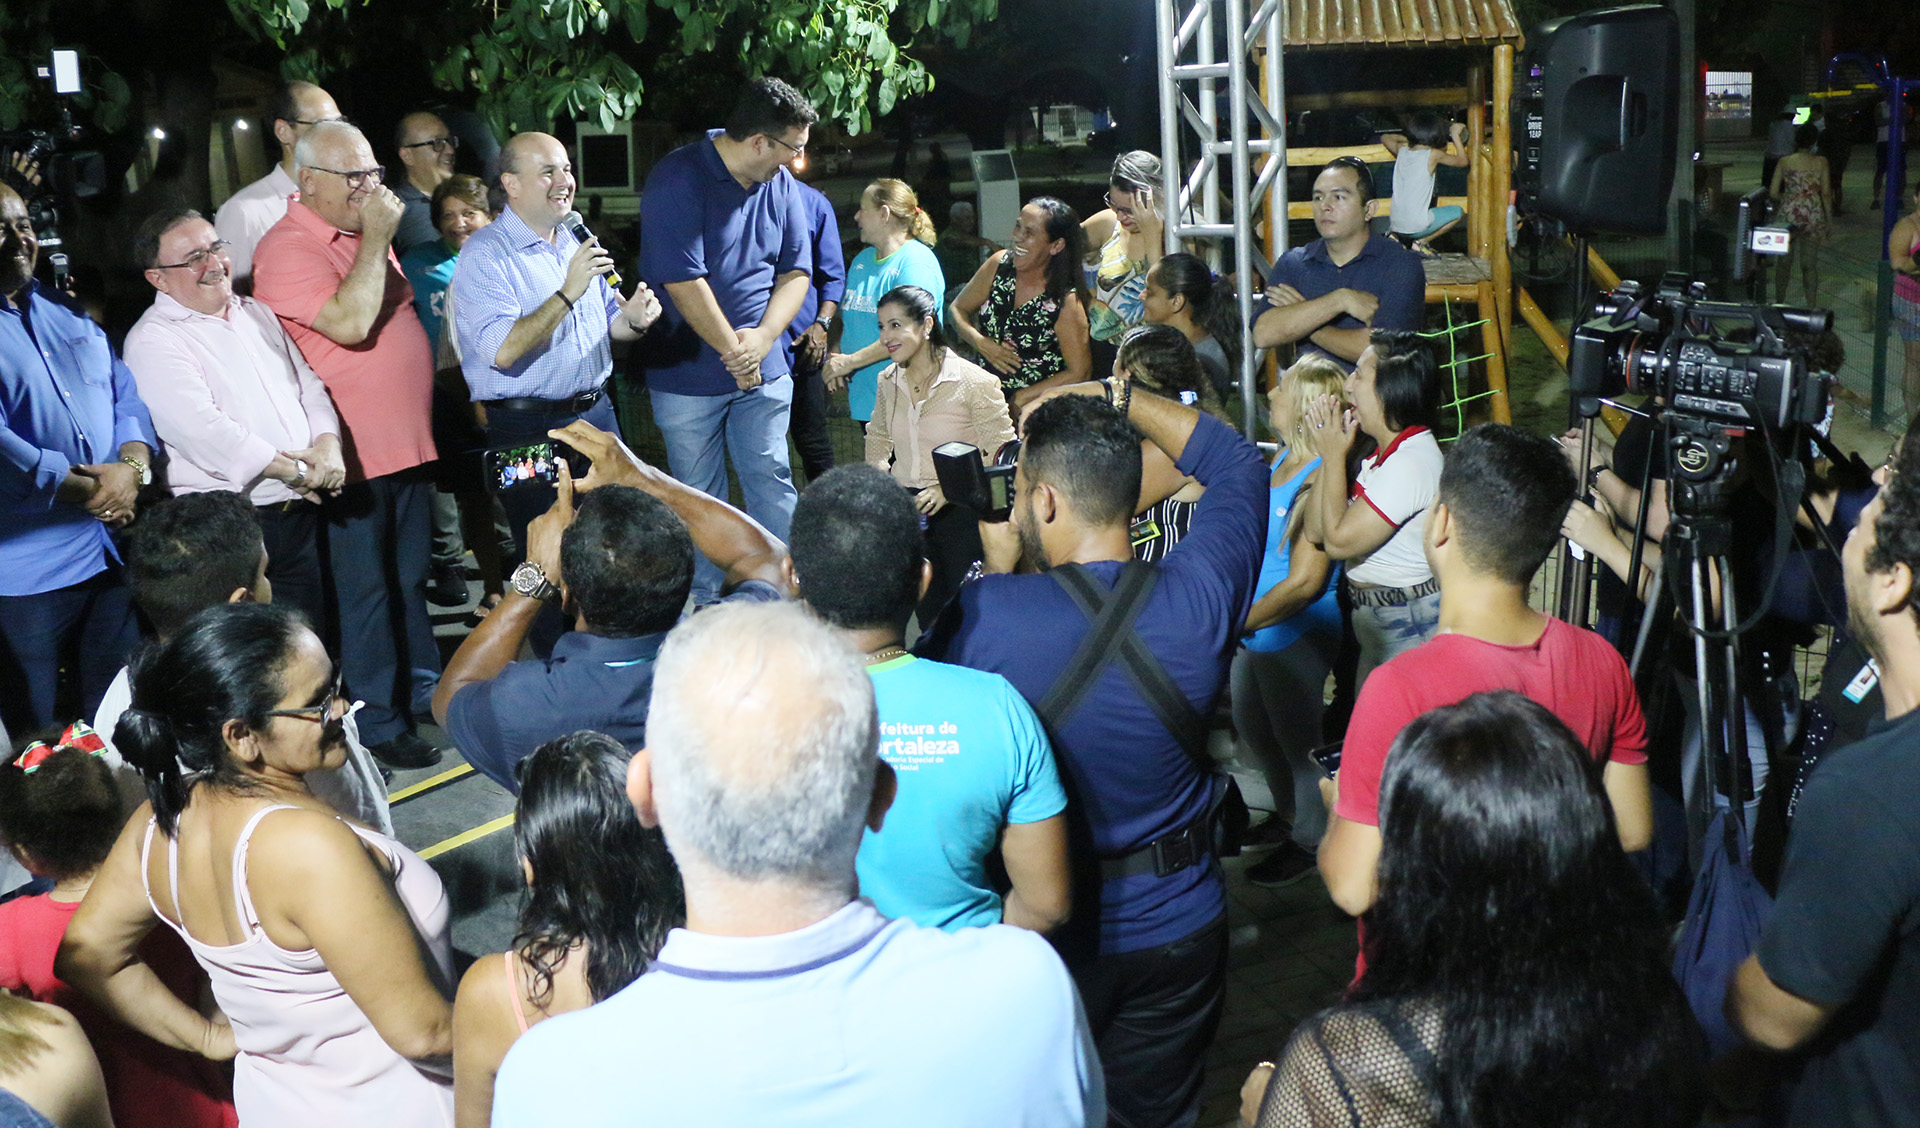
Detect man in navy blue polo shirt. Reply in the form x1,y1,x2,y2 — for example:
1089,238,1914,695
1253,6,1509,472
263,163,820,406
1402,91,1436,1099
431,420,788,792
636,77,815,603
917,385,1267,1128
1251,156,1425,369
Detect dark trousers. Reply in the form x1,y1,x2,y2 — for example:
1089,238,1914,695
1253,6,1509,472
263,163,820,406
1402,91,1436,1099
256,500,326,635
485,395,618,657
920,500,983,624
0,560,140,736
789,355,835,484
1071,914,1228,1128
321,470,440,746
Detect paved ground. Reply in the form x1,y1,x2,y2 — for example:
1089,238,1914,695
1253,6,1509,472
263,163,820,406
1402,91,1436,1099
386,129,1906,1128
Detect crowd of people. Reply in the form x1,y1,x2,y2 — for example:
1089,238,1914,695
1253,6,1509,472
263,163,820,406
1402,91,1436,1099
0,69,1915,1128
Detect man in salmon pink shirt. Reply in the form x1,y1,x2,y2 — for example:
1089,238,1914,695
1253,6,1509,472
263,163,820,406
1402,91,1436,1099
252,120,444,771
1317,425,1655,930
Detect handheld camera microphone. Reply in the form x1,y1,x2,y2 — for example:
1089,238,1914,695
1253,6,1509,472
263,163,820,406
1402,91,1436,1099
562,211,623,292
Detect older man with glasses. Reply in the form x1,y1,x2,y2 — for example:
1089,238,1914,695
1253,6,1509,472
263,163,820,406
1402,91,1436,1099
391,111,460,254
252,119,446,772
214,80,345,290
122,207,346,632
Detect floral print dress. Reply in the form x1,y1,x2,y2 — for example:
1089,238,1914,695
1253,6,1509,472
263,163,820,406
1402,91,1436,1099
976,254,1066,393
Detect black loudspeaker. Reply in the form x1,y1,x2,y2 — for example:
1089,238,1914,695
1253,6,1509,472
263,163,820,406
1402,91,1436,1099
1514,4,1680,234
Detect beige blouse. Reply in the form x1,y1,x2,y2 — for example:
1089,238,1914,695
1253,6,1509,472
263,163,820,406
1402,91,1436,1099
865,351,1018,489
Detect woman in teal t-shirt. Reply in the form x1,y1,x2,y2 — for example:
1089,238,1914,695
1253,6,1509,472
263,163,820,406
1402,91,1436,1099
824,178,946,423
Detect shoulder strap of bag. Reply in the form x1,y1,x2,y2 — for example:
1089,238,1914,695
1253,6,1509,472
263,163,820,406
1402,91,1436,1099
1040,561,1212,773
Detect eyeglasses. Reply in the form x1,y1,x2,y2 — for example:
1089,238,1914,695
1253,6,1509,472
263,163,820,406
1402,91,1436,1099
1103,191,1137,219
764,134,805,157
287,116,349,128
264,671,348,725
400,136,459,153
153,240,230,272
310,165,386,191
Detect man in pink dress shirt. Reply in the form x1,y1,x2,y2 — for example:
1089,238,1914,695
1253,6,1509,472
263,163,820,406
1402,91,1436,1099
124,209,346,630
252,120,445,771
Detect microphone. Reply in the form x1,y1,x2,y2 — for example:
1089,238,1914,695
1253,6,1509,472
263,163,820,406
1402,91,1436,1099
562,211,623,292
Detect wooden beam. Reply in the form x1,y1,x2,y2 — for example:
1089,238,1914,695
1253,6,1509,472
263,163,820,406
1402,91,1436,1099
1518,287,1569,369
1286,87,1471,111
1491,43,1515,363
1285,143,1393,166
1478,279,1510,424
1587,244,1620,290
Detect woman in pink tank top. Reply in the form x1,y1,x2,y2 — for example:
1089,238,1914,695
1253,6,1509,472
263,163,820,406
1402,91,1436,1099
1891,179,1920,416
57,604,456,1128
451,731,682,1128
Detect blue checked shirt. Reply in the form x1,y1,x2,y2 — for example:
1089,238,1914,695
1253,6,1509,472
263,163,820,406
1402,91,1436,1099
451,206,623,401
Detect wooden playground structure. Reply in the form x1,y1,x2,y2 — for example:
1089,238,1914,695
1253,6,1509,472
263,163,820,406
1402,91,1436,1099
1262,0,1525,423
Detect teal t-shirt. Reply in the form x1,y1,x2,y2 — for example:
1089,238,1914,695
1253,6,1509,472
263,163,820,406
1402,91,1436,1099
400,239,458,354
839,241,946,422
856,655,1067,930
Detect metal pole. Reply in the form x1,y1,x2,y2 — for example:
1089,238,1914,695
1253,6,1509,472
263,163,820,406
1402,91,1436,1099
1225,0,1257,434
1156,0,1183,253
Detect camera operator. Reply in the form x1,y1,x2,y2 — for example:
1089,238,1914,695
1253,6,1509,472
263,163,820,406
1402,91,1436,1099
916,378,1266,1128
0,182,158,735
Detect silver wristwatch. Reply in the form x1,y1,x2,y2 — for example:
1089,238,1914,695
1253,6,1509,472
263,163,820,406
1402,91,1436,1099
510,561,559,602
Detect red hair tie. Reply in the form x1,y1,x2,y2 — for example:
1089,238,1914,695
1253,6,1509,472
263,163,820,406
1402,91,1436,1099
14,721,108,773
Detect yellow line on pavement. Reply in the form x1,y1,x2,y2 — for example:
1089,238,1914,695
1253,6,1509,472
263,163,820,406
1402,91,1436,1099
387,764,475,805
418,814,515,861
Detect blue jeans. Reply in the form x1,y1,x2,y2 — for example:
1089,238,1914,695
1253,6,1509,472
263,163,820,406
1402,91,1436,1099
1351,589,1442,692
322,470,441,746
0,559,139,735
649,379,796,602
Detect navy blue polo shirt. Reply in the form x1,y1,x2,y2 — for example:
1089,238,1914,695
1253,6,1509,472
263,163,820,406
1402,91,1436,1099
1262,233,1425,369
637,130,812,396
782,182,846,351
445,580,782,791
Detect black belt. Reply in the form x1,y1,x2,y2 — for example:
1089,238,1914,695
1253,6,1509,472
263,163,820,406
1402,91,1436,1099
485,384,605,415
1349,576,1440,608
1101,814,1212,881
259,498,319,514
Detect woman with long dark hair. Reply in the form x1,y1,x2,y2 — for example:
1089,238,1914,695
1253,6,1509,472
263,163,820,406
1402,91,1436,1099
58,603,456,1127
949,196,1091,411
1241,691,1704,1127
1115,323,1227,565
1143,251,1244,404
863,284,1016,620
452,731,682,1128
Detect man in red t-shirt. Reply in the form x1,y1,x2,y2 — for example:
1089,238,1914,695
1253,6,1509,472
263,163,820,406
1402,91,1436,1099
1318,424,1654,921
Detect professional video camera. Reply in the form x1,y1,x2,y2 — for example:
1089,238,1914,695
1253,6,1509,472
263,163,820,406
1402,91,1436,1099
0,50,108,291
1569,272,1831,432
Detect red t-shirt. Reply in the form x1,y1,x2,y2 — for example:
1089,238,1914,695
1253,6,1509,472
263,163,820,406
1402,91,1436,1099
252,199,437,483
1335,617,1649,829
0,894,237,1128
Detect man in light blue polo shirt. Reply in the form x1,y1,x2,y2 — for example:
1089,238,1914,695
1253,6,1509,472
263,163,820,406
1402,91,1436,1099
789,464,1070,933
492,600,1103,1127
635,77,815,602
451,131,660,563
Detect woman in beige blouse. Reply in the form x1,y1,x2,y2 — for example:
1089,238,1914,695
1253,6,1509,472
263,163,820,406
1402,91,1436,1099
865,284,1017,622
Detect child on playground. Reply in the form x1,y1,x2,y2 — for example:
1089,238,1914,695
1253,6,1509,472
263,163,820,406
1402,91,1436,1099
1382,111,1471,257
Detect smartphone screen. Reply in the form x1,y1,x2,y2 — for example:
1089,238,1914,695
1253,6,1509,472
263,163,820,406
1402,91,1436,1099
485,441,561,492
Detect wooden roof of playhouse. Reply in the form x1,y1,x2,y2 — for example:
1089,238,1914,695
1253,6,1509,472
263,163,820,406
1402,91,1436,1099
1282,0,1524,50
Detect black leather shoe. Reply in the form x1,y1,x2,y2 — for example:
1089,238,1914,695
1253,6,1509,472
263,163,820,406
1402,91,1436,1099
368,731,443,771
427,563,469,608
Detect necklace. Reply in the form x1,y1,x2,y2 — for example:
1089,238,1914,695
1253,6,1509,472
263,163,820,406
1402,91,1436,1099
865,646,908,665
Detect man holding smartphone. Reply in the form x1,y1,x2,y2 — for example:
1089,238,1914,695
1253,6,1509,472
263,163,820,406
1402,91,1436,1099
452,130,660,630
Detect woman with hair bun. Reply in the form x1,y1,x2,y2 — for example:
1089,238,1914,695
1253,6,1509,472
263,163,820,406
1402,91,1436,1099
1241,691,1704,1127
57,603,456,1128
1143,251,1245,405
823,178,947,425
1082,150,1168,376
452,731,682,1128
864,284,1016,620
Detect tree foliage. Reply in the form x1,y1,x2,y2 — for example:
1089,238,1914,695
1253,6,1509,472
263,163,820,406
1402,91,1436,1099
221,0,999,137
